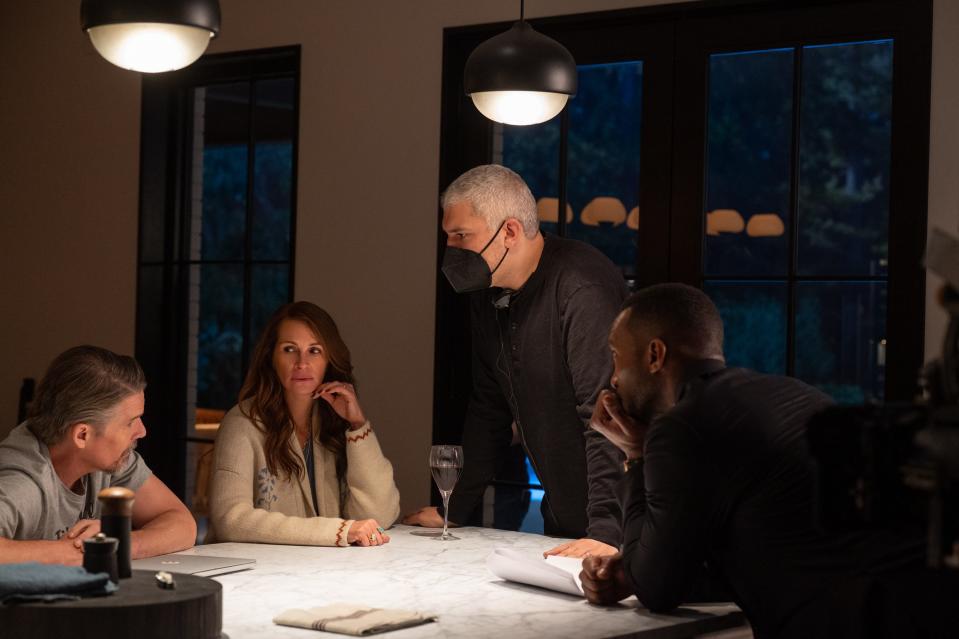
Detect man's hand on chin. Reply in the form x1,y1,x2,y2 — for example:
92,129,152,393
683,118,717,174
590,389,647,460
544,538,618,558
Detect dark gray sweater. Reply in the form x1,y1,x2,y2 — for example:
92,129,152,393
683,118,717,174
446,234,627,545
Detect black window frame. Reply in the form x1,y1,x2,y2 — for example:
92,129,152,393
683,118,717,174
135,46,301,496
435,0,931,452
436,9,676,454
669,0,931,400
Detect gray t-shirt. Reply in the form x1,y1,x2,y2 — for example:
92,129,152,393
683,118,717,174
0,422,152,540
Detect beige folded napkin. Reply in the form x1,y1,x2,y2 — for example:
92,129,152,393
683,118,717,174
273,602,437,635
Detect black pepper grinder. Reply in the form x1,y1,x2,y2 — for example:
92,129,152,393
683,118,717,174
98,486,135,579
82,532,119,584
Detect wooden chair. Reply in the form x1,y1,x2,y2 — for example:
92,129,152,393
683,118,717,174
191,408,226,519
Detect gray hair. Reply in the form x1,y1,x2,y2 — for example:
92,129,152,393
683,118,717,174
28,346,146,445
440,164,539,238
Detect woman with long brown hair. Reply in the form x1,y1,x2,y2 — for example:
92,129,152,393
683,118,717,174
208,301,399,546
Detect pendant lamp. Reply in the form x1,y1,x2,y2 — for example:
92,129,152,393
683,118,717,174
80,0,221,73
464,1,577,126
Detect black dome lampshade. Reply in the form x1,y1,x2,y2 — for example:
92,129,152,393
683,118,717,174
464,11,577,126
80,0,221,73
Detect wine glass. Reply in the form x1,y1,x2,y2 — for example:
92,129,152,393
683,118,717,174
429,445,463,541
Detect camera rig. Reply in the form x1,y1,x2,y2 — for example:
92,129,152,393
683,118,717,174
807,228,959,570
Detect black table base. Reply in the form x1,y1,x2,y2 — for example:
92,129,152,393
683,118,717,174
0,569,221,639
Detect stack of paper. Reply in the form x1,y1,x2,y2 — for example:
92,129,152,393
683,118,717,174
486,547,586,597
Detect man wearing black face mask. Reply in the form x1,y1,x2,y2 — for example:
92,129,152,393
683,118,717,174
403,164,628,558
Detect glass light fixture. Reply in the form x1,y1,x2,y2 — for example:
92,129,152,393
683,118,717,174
464,2,577,126
80,0,221,74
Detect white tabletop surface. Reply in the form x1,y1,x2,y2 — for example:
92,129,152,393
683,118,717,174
178,525,743,639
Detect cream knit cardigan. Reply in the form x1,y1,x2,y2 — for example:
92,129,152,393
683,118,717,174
208,403,400,547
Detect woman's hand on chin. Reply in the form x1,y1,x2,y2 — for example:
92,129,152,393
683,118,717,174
314,381,367,429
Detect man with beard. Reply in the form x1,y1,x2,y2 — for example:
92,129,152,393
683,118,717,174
581,284,926,638
0,345,195,564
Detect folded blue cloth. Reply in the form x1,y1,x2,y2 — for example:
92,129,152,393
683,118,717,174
0,562,117,604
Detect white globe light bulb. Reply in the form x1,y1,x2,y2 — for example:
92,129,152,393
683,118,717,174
470,91,569,126
87,23,214,73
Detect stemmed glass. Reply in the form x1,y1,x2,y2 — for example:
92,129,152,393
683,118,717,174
429,445,464,541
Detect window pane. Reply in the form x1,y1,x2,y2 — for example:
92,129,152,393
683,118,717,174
194,264,244,410
252,78,295,260
704,281,787,374
200,83,250,261
497,116,560,235
795,281,886,403
565,61,643,278
705,49,793,276
249,264,290,346
797,40,893,276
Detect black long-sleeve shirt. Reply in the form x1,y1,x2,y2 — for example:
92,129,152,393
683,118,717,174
446,234,627,545
622,361,923,638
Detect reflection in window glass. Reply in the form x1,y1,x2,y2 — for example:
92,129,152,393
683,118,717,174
705,49,793,276
566,62,643,278
496,61,643,276
704,282,787,374
497,116,560,234
701,40,893,402
794,282,886,403
798,40,893,276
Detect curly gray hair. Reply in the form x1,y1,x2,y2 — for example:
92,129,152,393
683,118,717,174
440,164,539,238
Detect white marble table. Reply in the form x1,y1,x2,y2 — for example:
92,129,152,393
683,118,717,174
177,525,743,639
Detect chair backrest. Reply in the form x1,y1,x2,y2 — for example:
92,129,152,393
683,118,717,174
191,407,225,518
581,197,627,226
192,443,215,517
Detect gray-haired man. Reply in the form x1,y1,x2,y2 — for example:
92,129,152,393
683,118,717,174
0,345,196,565
404,164,627,557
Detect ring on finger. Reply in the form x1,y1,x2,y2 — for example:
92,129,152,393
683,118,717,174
368,533,377,544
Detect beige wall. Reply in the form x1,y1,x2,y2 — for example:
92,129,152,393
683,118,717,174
924,0,959,358
0,8,141,428
0,0,956,514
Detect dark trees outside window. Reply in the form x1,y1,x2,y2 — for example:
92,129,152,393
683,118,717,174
136,48,299,502
437,0,931,531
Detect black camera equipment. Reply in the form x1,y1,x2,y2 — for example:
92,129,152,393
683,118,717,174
807,228,959,570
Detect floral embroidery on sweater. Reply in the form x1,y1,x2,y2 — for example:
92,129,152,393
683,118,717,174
255,467,278,510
